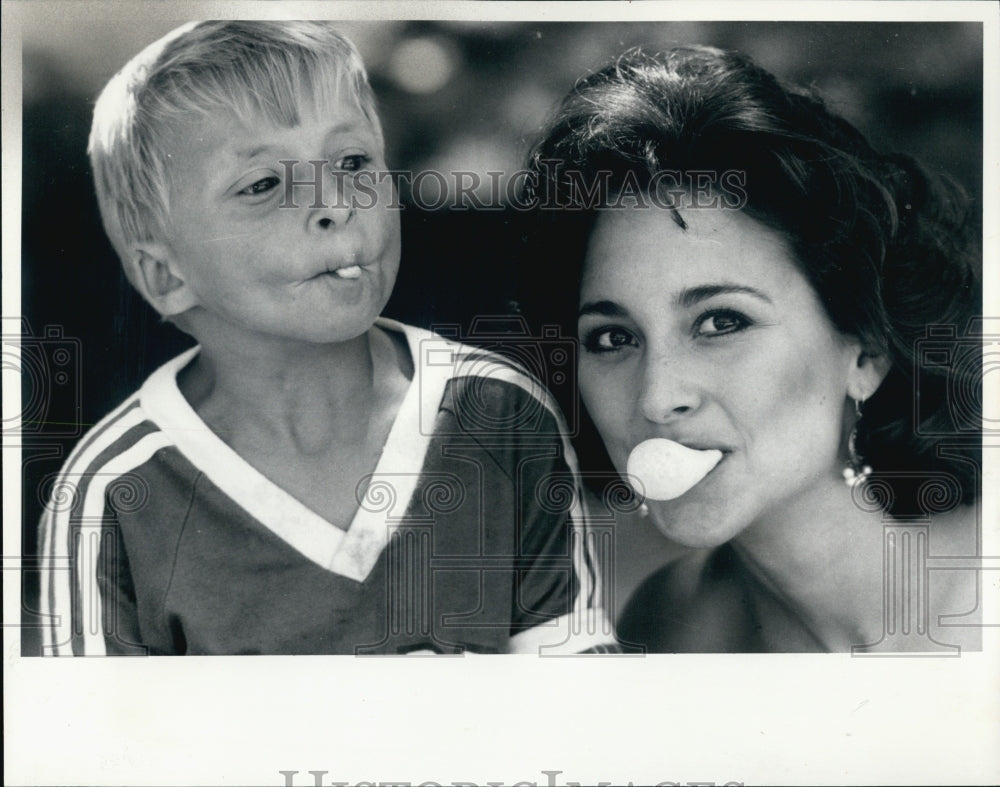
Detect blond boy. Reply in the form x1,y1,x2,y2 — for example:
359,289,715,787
37,22,612,655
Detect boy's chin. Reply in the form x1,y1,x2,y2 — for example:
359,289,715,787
264,314,378,345
292,317,382,345
186,309,384,350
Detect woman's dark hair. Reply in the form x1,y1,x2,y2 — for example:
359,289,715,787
519,45,981,517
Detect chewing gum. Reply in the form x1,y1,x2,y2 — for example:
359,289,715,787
626,438,723,501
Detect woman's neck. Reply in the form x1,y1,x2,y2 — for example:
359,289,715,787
730,476,896,651
729,476,979,652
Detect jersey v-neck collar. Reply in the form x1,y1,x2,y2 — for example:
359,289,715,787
137,318,450,583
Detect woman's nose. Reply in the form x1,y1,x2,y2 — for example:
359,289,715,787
637,349,702,424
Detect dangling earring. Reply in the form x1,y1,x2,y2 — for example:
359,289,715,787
638,502,650,518
843,398,873,488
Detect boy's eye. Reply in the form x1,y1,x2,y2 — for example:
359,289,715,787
238,176,280,196
335,154,371,172
694,310,751,337
582,326,639,354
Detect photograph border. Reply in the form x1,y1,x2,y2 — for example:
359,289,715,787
4,2,998,785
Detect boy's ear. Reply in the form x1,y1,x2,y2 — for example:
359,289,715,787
846,343,891,403
131,243,200,317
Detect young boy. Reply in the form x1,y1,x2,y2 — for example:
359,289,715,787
38,21,613,655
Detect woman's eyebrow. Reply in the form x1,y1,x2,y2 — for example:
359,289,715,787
578,300,627,318
677,284,773,307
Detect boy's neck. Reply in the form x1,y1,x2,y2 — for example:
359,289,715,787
178,323,409,454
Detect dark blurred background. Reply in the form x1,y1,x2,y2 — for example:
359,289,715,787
18,18,983,652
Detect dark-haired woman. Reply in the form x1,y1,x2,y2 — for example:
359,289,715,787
523,47,982,652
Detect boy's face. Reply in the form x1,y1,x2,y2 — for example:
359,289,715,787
156,89,400,346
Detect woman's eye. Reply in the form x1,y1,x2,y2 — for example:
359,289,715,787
238,176,280,196
335,154,371,172
583,327,638,353
695,310,750,337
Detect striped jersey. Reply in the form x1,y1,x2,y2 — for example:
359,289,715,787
38,319,613,655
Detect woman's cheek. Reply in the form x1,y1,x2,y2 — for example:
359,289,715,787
579,361,631,465
758,346,845,476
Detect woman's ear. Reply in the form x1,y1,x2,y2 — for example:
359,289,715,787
131,243,200,317
846,345,891,403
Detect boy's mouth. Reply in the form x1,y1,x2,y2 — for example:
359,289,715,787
332,264,363,279
298,258,371,287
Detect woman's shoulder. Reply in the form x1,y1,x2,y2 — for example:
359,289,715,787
616,544,762,653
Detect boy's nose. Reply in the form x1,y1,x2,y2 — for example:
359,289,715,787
309,171,354,230
283,160,354,229
311,205,353,230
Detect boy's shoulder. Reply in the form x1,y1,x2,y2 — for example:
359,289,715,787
53,347,198,480
381,317,540,376
379,318,568,439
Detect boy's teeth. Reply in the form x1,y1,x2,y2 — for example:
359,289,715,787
334,265,363,279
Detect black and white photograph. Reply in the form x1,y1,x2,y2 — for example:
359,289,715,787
4,1,998,785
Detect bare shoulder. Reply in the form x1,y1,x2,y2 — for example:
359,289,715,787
617,545,762,653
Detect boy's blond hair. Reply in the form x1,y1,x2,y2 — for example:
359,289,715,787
88,21,381,282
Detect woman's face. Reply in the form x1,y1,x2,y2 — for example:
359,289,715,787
577,203,862,548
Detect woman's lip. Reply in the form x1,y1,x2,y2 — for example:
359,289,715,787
633,441,729,454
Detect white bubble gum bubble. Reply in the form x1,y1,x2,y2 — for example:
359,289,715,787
626,438,723,501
